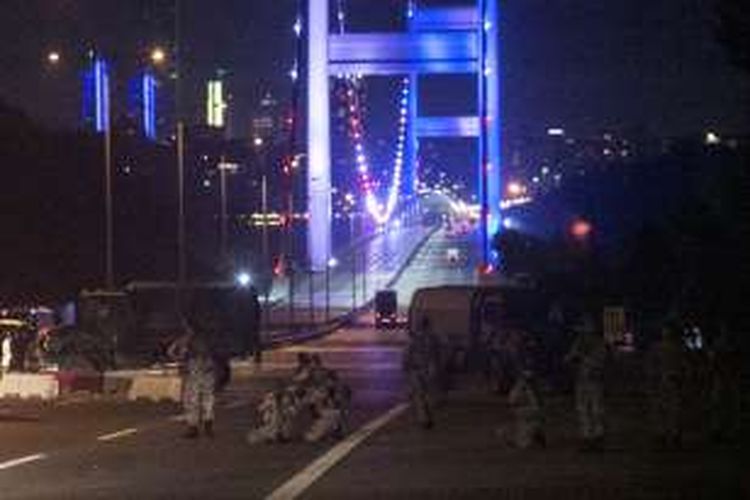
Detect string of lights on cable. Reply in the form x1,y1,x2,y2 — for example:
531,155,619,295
336,0,410,225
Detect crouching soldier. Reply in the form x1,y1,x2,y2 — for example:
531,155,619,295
303,382,344,443
247,390,284,444
327,371,352,436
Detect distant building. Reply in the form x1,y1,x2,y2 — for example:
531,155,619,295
251,92,281,142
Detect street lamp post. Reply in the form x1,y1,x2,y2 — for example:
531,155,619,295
253,137,269,270
104,106,114,290
351,250,357,312
361,250,367,304
308,267,315,326
217,159,238,260
220,160,228,258
175,0,187,288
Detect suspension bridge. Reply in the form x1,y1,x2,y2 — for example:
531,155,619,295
303,0,502,273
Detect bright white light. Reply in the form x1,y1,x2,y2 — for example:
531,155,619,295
507,182,524,196
236,272,251,288
150,47,167,65
705,131,721,145
47,51,61,64
547,128,565,136
293,19,303,36
254,136,264,148
327,257,339,268
289,68,299,81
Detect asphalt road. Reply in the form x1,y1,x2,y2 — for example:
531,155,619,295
268,223,433,311
391,227,479,307
0,324,410,499
0,230,744,499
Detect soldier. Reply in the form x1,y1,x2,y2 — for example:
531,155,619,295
325,370,352,437
303,381,343,443
403,317,441,429
648,322,688,449
170,321,219,439
499,369,546,449
292,352,313,384
565,314,607,451
247,389,284,444
707,327,741,444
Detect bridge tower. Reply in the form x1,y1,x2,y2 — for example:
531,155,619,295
307,0,501,270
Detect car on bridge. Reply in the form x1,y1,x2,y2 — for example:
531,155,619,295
374,290,398,329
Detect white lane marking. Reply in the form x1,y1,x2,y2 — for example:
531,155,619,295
0,453,47,471
266,402,408,500
97,428,138,442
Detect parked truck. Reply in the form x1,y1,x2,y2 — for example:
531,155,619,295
407,285,548,377
50,282,260,369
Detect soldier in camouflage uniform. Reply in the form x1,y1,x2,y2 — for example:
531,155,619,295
301,357,351,442
565,315,608,451
247,389,284,444
403,318,441,429
648,323,687,449
707,327,741,444
303,382,342,442
170,324,219,439
500,369,546,449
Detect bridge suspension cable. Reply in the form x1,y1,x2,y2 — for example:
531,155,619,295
335,1,411,225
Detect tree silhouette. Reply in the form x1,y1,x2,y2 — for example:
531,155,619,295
716,0,750,72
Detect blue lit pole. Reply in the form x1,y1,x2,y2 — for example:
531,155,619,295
479,0,501,268
307,0,332,271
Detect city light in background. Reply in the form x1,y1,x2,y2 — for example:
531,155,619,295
47,51,61,65
206,79,227,128
150,47,167,66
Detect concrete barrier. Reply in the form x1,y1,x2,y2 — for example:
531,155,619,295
0,372,60,400
127,373,182,402
56,371,103,394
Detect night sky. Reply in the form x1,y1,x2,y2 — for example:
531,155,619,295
0,0,747,138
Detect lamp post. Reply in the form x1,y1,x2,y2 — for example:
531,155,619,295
325,257,337,322
253,136,269,270
351,248,357,312
217,159,238,259
104,97,113,290
175,0,187,288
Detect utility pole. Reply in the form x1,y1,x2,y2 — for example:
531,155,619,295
104,84,114,290
175,0,187,287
